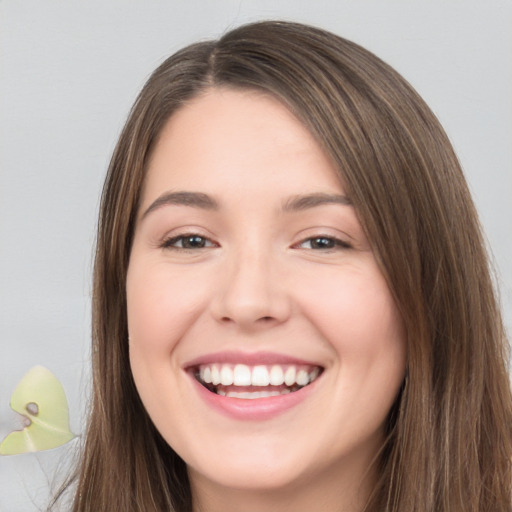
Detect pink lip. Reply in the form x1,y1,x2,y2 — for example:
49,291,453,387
184,350,322,368
183,351,323,421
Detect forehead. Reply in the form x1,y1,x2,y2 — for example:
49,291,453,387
142,88,345,204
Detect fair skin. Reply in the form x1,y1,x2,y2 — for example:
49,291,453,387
126,88,406,512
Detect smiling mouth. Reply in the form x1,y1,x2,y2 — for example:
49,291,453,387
193,363,323,399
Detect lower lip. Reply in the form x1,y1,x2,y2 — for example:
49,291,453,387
189,374,319,421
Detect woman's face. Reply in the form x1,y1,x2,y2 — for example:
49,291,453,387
127,88,406,501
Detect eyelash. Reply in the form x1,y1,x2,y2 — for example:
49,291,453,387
295,236,352,250
161,234,217,250
161,234,352,251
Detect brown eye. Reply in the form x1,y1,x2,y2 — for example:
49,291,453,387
181,235,208,248
309,237,336,249
162,234,216,249
298,236,351,250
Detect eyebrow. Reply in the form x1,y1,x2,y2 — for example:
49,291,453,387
141,190,352,220
141,191,219,219
282,192,352,211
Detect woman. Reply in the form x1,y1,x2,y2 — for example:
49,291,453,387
64,20,511,512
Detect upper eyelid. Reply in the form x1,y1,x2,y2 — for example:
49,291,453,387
159,225,217,242
293,229,353,245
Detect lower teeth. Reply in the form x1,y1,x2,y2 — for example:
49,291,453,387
208,383,303,399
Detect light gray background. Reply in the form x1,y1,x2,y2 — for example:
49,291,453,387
1,1,511,510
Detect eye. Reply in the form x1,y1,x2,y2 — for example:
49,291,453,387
162,234,217,250
297,236,351,250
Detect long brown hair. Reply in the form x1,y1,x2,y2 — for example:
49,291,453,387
63,21,511,511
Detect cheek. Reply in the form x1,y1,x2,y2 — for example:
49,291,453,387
126,261,209,435
299,267,406,440
298,264,406,374
126,261,207,353
305,265,401,331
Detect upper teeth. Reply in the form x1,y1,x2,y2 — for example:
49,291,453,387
197,364,320,387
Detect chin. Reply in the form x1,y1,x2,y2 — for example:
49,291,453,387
189,456,311,493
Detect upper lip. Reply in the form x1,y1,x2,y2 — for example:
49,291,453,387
183,350,324,370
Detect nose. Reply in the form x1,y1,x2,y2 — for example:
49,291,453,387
211,247,292,331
